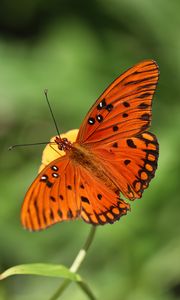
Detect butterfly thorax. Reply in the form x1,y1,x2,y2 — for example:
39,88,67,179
69,142,119,193
55,136,114,189
55,136,73,151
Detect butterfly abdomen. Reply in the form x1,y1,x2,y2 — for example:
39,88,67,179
70,143,119,193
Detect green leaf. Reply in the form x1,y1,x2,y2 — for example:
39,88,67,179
0,263,81,282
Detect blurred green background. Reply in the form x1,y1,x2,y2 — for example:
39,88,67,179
0,0,180,299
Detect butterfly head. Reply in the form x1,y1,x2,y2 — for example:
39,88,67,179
55,136,73,151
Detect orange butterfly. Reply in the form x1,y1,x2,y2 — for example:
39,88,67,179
21,60,159,231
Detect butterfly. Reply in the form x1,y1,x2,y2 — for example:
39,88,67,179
21,60,159,231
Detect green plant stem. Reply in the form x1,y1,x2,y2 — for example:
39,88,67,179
49,225,97,300
77,281,97,300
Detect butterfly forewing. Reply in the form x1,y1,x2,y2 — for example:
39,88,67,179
77,60,159,145
21,156,81,231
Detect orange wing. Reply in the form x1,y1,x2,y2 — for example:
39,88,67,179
77,60,159,145
21,156,81,231
76,164,130,224
92,132,159,200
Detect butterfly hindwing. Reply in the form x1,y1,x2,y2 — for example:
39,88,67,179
91,132,159,200
77,60,159,145
21,156,81,231
76,165,130,224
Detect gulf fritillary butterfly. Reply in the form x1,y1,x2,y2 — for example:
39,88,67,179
21,60,159,231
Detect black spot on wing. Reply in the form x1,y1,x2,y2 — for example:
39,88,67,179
97,194,102,200
59,194,64,200
124,159,131,165
125,75,157,86
96,114,103,123
46,181,53,188
122,113,128,118
112,142,118,148
106,104,113,112
58,209,63,218
97,98,106,110
127,139,137,148
140,113,150,121
52,173,59,178
138,102,149,109
113,125,119,132
67,209,73,218
50,196,56,202
40,174,48,182
123,101,130,107
138,92,152,99
50,210,54,221
138,83,155,90
88,117,95,125
51,165,59,171
81,196,90,204
140,122,150,132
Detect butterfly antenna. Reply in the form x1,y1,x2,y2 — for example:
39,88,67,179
44,89,60,137
8,141,54,151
